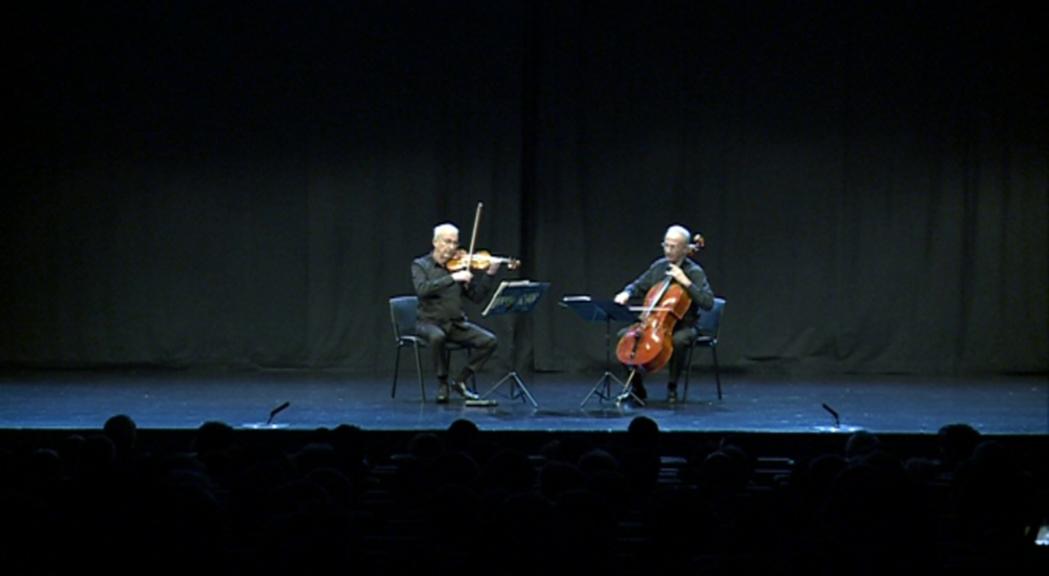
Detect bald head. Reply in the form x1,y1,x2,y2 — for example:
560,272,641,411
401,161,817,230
432,223,460,264
433,223,459,242
663,225,692,264
665,225,691,243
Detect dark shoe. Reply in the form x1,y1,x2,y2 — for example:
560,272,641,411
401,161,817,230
436,382,450,404
666,388,678,405
633,382,648,401
454,381,480,401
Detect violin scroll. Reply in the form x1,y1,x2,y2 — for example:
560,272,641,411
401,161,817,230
689,233,705,254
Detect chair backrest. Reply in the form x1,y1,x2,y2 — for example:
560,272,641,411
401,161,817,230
696,297,726,339
389,295,419,342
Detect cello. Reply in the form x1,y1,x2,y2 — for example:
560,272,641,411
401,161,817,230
615,234,705,379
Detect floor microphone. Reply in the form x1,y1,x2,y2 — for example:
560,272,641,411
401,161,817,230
267,401,291,425
821,403,840,427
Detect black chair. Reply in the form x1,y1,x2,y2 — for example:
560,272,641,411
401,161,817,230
682,297,726,402
389,295,471,401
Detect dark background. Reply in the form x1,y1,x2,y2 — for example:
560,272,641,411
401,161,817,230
4,1,1046,376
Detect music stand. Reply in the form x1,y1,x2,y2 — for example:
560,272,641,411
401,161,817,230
560,296,638,407
479,280,550,408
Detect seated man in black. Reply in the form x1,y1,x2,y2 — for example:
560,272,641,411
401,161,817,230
614,224,714,404
412,223,501,403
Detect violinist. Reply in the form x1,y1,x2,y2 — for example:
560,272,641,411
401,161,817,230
411,223,501,404
613,225,714,404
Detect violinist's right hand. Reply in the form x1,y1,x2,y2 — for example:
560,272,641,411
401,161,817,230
451,269,473,283
614,291,630,305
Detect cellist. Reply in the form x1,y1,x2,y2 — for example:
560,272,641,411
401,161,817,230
613,225,715,404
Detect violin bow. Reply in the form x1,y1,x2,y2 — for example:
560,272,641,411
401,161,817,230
466,201,483,269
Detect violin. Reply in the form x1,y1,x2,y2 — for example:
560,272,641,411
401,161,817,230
444,202,522,273
447,249,521,271
615,233,705,374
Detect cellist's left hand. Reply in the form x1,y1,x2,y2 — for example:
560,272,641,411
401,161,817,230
666,264,691,287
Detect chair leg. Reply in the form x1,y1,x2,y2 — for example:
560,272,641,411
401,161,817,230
465,348,476,393
682,343,695,402
442,349,452,390
413,343,426,402
392,345,402,398
712,344,722,400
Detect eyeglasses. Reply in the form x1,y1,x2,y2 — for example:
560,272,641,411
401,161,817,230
661,242,684,249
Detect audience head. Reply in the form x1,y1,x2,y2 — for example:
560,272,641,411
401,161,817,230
195,420,236,455
447,418,480,452
103,413,138,457
627,415,660,448
845,430,881,461
937,422,982,469
408,432,444,462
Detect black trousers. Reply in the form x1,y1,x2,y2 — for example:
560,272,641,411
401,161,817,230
415,320,497,381
617,324,697,389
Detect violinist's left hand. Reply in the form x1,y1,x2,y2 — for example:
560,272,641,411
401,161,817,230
487,260,502,275
666,264,691,286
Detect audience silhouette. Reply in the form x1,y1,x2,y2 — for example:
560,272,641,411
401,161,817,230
0,415,1045,574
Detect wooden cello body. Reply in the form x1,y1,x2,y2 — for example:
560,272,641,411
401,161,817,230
615,280,692,374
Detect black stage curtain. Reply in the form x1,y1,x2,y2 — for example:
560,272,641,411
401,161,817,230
4,1,1046,375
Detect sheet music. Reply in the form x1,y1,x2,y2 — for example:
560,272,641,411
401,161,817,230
482,280,546,316
560,295,638,322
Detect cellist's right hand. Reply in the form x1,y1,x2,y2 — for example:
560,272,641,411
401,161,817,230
614,291,630,305
451,269,473,283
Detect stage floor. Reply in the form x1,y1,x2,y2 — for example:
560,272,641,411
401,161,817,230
1,369,1045,435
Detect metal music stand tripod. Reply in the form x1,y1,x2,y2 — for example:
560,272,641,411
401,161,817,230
480,280,550,408
560,296,638,408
